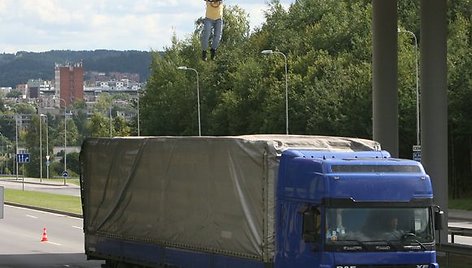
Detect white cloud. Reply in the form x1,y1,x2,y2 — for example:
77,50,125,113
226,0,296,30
0,0,293,53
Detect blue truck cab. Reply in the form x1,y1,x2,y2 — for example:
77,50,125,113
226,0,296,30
276,149,440,268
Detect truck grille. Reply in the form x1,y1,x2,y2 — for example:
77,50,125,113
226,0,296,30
336,265,429,268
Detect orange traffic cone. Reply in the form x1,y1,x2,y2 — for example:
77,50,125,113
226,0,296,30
41,228,48,242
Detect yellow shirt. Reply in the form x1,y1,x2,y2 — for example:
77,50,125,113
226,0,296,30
205,1,223,20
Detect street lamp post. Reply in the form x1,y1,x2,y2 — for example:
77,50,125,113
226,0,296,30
261,49,289,135
398,28,420,146
109,106,113,137
39,115,43,182
137,92,140,136
44,115,50,179
0,132,5,174
58,98,67,185
15,115,19,181
177,66,201,136
40,114,48,180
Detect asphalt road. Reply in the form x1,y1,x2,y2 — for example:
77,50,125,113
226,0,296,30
0,205,103,268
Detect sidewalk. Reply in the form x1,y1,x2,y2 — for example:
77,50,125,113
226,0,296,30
0,176,80,197
0,176,76,186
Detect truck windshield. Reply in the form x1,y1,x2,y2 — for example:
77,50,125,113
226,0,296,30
325,207,434,250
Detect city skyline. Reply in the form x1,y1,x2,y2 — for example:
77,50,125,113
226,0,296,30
0,0,293,54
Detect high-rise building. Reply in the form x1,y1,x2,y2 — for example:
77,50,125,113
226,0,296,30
55,62,84,108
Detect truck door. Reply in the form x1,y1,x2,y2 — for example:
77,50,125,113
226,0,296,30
276,203,324,268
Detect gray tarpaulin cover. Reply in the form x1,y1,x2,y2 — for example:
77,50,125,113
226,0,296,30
80,135,379,261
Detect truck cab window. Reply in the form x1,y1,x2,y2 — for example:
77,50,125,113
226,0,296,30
302,207,321,242
325,207,434,250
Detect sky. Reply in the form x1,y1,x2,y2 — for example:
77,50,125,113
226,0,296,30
0,0,293,54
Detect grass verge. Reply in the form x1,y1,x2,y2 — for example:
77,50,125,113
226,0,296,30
4,188,82,215
449,198,472,211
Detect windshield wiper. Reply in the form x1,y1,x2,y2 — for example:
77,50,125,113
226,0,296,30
401,233,427,250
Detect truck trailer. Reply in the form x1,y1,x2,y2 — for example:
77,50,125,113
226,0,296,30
80,135,441,268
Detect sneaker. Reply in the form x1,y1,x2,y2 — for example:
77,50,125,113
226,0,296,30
210,49,216,60
202,50,207,61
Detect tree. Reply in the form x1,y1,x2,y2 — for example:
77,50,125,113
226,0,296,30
113,116,131,137
60,152,80,177
447,12,472,197
24,115,41,177
55,117,79,147
88,112,110,137
141,5,253,136
139,0,472,196
12,102,36,115
71,100,90,144
6,90,22,99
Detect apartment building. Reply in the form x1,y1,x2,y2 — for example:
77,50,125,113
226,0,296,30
54,62,84,108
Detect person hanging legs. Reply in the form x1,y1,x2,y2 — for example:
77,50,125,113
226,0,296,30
201,0,224,61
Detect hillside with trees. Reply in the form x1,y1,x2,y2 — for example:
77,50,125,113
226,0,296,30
140,0,471,196
0,50,152,87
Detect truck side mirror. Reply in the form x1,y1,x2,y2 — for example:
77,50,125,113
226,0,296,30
302,207,321,243
434,206,444,230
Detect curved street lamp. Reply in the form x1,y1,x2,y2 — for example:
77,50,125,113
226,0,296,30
40,114,49,180
137,91,141,136
177,66,201,136
58,98,68,185
39,115,43,182
0,132,6,175
15,115,19,181
261,49,289,135
398,28,420,146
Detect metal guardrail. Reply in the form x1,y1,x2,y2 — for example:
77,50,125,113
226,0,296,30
449,226,472,244
437,242,472,256
436,226,472,267
436,242,472,268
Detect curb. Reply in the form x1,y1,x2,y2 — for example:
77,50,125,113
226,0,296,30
5,201,82,219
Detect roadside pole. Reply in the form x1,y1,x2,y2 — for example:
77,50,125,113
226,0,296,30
0,186,3,219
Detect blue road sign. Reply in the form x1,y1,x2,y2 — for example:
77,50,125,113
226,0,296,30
62,170,69,178
16,153,30,163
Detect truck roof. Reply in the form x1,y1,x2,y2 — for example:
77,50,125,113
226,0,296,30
278,149,432,203
118,134,381,153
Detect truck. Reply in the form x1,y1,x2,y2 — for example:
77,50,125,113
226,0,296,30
80,135,442,268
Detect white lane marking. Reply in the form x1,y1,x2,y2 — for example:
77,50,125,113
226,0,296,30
44,241,62,246
72,225,82,230
26,214,38,219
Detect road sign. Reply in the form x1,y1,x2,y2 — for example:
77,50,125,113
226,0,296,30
62,170,69,178
16,153,30,163
412,145,421,162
